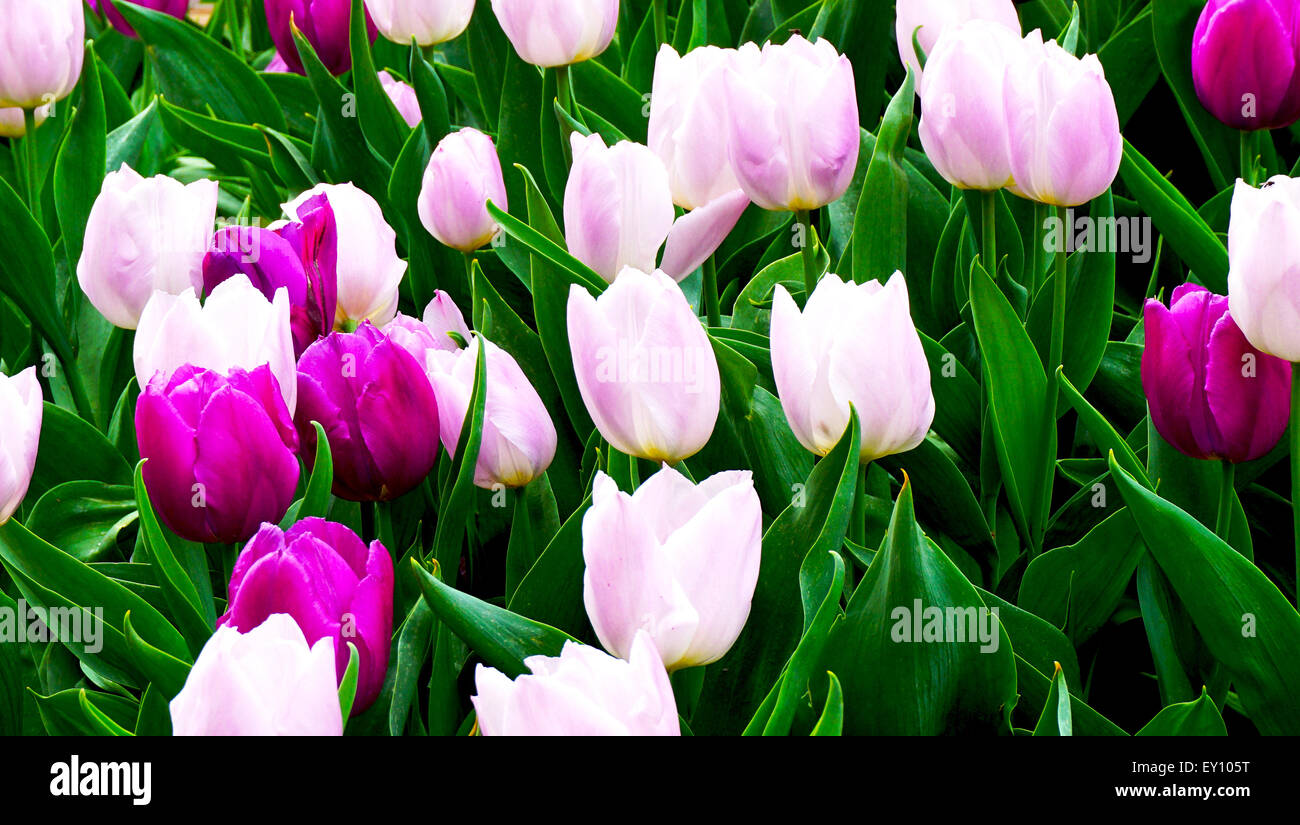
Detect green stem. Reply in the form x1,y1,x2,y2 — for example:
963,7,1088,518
1292,367,1300,604
796,210,819,300
60,354,95,424
1214,460,1236,543
1240,130,1258,187
981,190,997,282
1030,202,1047,298
22,107,41,226
702,255,721,328
851,464,869,547
654,0,669,47
1048,206,1069,378
555,66,575,167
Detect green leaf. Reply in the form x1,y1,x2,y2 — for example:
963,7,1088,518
1032,664,1074,736
32,688,138,737
850,72,914,285
54,40,107,277
348,0,409,162
508,493,593,636
338,641,360,725
122,611,191,700
25,481,137,563
1056,367,1150,488
388,600,434,736
29,403,131,504
432,334,487,584
283,420,334,525
809,672,844,736
1136,688,1228,736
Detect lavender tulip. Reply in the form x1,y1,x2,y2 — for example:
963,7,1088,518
265,0,377,75
771,272,935,463
427,335,557,489
295,323,440,502
567,267,720,463
1228,176,1300,361
378,70,421,127
382,290,473,366
134,277,298,415
489,0,618,68
1003,30,1121,207
583,466,761,671
0,104,48,138
136,365,300,544
0,368,42,525
78,165,219,330
93,0,190,38
472,632,679,736
203,194,338,358
365,0,474,46
723,36,859,212
1193,0,1300,131
0,0,83,108
217,519,394,714
171,614,343,736
283,184,406,329
1143,284,1291,464
895,0,1021,80
418,128,508,252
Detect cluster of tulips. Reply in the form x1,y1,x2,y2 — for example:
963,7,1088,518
1,0,1299,736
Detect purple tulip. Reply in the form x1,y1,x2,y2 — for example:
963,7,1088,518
1193,0,1300,131
203,194,339,358
217,519,394,715
265,0,377,76
93,0,191,38
1142,284,1292,463
136,365,301,544
296,323,440,502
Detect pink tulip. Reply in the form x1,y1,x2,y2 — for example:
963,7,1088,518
567,267,721,463
0,104,48,138
378,70,421,128
723,36,859,212
1228,175,1300,361
488,0,618,68
419,128,508,252
365,0,475,47
472,631,680,735
895,0,1021,81
583,466,761,671
0,0,83,108
170,614,343,736
771,272,935,463
0,368,42,525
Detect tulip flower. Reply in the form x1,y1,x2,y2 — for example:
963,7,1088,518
92,0,191,38
296,323,440,502
565,133,749,283
365,0,475,46
171,614,343,736
283,184,406,330
203,194,338,358
771,272,935,463
418,128,508,252
77,165,219,330
135,278,298,415
217,519,394,714
648,44,745,211
0,104,48,138
895,0,1021,80
383,290,473,366
1143,284,1291,464
136,365,300,544
567,267,720,462
0,368,42,525
1192,0,1300,131
265,0,377,75
427,335,557,489
378,70,421,127
918,20,1023,191
1228,176,1300,361
0,0,83,108
583,466,760,671
472,631,680,736
722,35,859,212
1003,30,1121,207
489,0,618,68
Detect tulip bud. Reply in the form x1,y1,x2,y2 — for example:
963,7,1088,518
135,278,299,415
365,0,474,46
1143,285,1291,464
418,128,508,252
771,272,935,463
918,20,1022,191
78,165,219,330
427,335,557,489
218,519,394,714
136,365,300,544
722,35,859,212
264,0,377,75
203,194,339,358
472,631,680,735
0,368,42,525
567,267,720,463
1003,31,1121,207
283,184,406,330
895,0,1021,81
1228,176,1300,361
171,614,343,736
648,44,744,211
0,0,83,108
382,291,473,365
1192,0,1300,131
295,323,440,502
0,104,48,138
489,0,618,68
583,466,760,671
93,0,191,38
378,70,421,127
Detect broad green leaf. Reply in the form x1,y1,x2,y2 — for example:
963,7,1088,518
25,481,137,563
1136,688,1228,736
